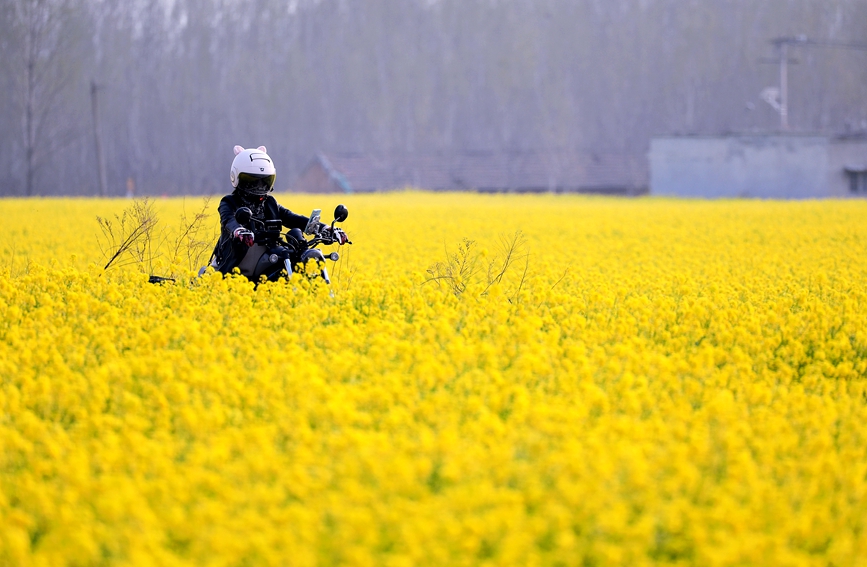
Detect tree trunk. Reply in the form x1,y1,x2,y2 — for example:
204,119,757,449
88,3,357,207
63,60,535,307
91,80,107,197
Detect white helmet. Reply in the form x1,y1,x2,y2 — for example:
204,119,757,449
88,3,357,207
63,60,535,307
230,145,276,195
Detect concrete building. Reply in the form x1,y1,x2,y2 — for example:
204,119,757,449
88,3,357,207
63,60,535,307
649,134,867,198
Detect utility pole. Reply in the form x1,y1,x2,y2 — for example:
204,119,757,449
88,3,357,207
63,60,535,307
760,37,804,131
779,40,789,130
762,36,867,132
91,80,107,197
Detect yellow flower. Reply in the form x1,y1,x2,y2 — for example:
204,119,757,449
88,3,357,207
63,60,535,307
0,194,866,565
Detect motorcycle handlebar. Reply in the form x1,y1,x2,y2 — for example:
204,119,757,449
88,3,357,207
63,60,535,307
235,207,350,249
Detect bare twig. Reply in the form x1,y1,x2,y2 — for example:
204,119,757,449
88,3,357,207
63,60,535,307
96,197,219,276
482,231,527,296
424,238,480,296
550,267,568,290
97,198,159,272
171,197,215,272
510,252,531,305
424,231,529,299
332,241,355,289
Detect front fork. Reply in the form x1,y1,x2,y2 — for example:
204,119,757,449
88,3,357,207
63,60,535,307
286,260,330,284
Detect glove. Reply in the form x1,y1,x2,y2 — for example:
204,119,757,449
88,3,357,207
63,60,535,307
233,227,254,247
332,228,349,245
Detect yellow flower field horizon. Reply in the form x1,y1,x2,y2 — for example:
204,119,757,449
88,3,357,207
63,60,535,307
1,192,866,566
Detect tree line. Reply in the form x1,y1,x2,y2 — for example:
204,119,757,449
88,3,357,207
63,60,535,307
2,0,866,196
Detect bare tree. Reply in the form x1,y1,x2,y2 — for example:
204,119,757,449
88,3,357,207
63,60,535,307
1,0,867,196
10,0,82,196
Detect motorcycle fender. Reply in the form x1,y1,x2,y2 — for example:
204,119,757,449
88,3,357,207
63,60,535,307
300,249,325,263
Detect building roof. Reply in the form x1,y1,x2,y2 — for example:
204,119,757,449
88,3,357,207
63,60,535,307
292,151,648,193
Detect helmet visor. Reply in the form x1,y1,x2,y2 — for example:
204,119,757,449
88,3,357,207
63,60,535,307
237,172,275,195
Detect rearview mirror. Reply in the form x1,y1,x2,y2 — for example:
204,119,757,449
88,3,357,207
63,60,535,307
333,204,348,223
235,207,252,226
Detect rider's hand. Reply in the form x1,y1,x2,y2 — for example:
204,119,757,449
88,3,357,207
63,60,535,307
333,228,349,245
233,227,254,247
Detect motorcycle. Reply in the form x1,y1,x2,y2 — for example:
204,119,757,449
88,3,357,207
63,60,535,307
223,204,351,284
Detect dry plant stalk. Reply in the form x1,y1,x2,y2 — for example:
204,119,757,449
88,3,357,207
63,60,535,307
424,231,529,301
97,197,216,276
96,198,160,272
171,197,216,272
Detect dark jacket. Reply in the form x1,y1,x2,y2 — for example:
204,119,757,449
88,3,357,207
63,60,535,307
211,192,310,274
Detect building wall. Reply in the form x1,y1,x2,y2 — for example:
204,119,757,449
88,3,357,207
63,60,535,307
291,163,339,193
827,140,867,197
649,135,831,198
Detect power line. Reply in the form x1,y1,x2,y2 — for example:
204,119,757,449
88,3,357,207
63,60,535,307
773,35,867,51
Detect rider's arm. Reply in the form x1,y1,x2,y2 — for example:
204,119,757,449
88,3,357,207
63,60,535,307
276,203,310,230
218,196,242,235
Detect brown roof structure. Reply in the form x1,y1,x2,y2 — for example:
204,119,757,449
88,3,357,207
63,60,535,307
291,151,648,195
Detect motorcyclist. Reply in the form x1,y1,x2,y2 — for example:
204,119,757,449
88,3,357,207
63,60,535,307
209,145,340,279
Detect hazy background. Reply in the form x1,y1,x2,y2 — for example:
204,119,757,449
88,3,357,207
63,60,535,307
2,0,866,196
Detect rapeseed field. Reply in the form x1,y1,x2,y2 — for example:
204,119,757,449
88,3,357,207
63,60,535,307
1,192,866,566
